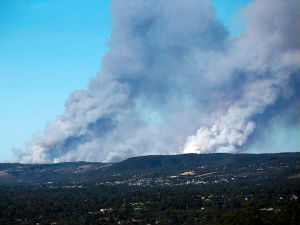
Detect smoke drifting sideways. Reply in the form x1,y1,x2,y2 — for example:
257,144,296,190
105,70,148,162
14,0,300,163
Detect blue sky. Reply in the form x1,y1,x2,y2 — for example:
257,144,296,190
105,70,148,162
0,0,251,161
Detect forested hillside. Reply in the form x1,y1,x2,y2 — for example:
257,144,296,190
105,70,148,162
0,153,299,225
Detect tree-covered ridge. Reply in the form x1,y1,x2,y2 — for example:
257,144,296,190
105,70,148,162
0,153,299,184
0,153,299,225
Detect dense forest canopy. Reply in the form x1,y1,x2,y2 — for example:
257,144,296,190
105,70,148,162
1,153,299,225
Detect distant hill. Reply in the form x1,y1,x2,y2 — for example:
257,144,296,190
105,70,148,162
0,152,299,184
0,161,103,184
1,152,299,225
111,153,298,170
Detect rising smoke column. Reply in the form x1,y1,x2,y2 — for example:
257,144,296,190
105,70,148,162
15,0,300,163
184,0,300,154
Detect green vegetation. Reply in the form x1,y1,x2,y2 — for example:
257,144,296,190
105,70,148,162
218,200,300,225
0,153,299,225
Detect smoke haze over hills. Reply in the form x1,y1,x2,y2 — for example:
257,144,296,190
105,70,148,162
14,0,300,163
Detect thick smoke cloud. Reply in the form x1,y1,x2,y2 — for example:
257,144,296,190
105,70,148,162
183,0,300,153
15,0,299,163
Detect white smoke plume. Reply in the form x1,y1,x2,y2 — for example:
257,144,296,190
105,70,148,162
14,0,300,163
184,0,300,154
